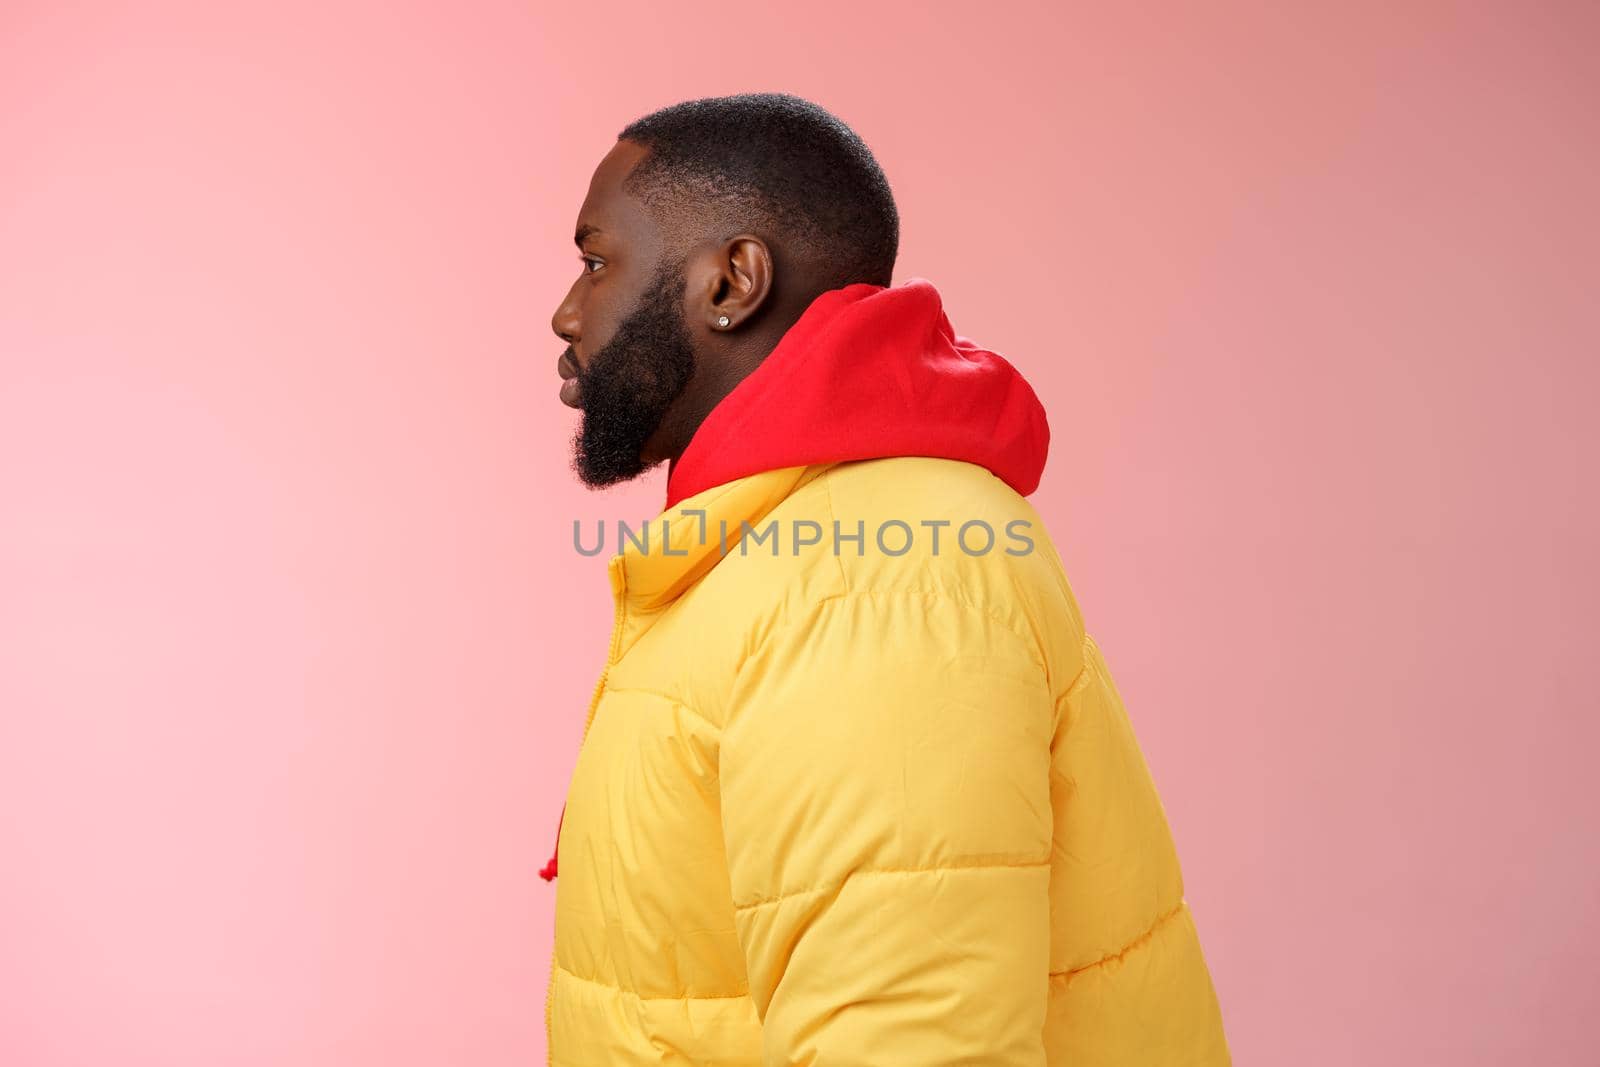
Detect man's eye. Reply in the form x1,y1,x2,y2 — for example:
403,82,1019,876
581,256,604,274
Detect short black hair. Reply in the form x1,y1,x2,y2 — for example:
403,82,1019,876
617,92,899,290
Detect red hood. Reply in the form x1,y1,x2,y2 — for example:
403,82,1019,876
664,277,1051,508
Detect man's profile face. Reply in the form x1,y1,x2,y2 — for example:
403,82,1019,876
552,140,698,488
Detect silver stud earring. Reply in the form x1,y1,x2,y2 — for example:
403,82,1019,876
716,315,731,328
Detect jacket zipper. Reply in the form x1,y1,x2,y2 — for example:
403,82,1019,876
545,555,628,1065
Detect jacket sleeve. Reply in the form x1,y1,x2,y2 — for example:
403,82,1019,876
720,590,1055,1066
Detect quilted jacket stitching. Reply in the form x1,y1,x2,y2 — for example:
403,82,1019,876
746,586,1049,676
1047,901,1188,982
733,860,1051,913
556,963,750,1002
595,685,718,733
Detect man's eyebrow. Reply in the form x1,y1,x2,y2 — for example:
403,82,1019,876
574,224,602,248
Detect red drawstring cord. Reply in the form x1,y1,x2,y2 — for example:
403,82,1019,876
538,805,565,881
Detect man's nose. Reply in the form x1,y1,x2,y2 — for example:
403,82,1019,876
551,286,580,346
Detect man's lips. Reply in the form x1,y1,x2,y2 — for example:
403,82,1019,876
557,349,582,409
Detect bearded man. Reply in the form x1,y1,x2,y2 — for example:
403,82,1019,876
542,91,1230,1066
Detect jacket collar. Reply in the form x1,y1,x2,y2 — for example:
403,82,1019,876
616,463,833,613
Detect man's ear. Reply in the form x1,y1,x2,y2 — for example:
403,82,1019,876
693,233,774,333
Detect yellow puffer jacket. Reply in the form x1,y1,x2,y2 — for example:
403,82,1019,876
545,281,1228,1065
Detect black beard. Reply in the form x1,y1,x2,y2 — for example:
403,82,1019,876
569,262,697,488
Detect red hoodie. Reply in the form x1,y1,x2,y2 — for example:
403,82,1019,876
540,276,1050,881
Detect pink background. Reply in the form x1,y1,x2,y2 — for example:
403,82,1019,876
2,2,1596,1063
